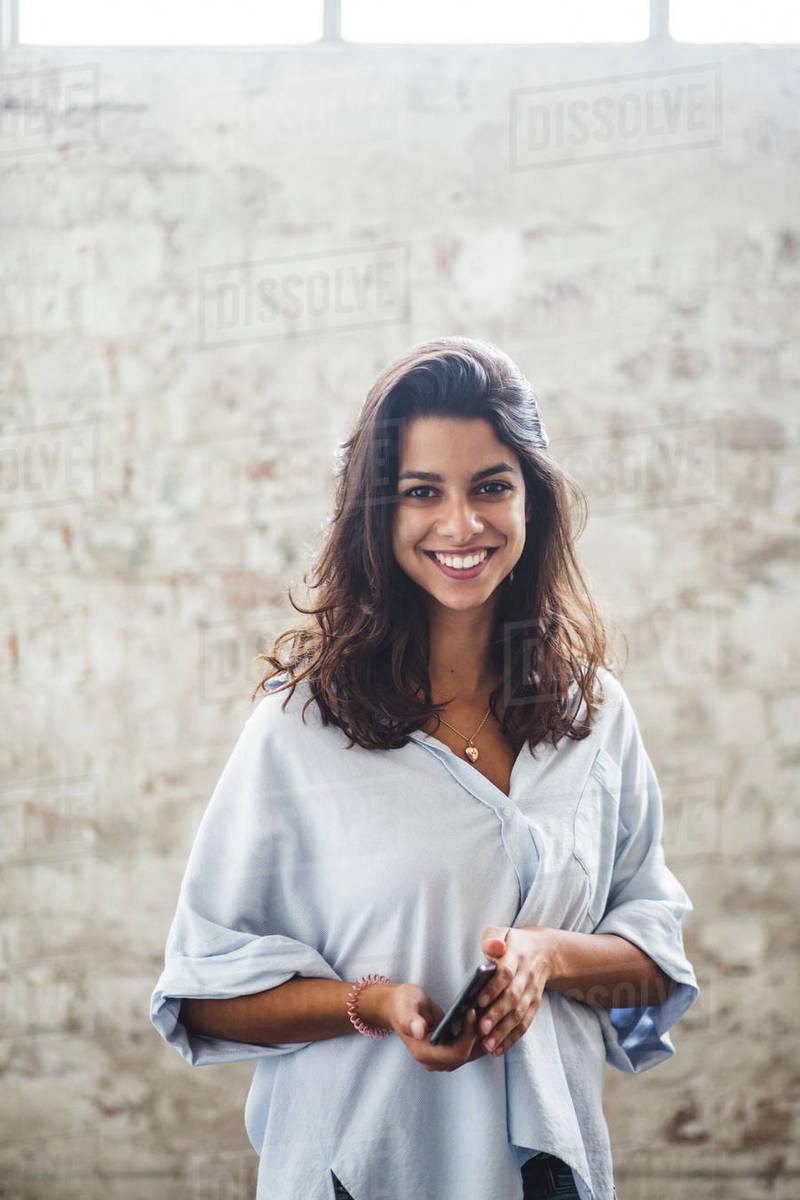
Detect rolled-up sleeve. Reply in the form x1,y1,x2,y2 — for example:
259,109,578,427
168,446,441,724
150,690,343,1066
590,696,699,1073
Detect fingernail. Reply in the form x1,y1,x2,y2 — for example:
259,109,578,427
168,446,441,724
485,1037,495,1050
481,1019,491,1032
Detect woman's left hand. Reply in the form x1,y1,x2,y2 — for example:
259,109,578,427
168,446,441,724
475,925,556,1057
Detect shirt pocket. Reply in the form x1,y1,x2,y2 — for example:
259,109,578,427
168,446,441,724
571,747,622,926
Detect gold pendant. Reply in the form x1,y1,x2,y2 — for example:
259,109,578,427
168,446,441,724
465,744,479,763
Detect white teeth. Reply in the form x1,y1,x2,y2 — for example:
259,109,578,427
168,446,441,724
432,549,489,570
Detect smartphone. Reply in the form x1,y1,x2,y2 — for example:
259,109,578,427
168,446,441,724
429,961,497,1046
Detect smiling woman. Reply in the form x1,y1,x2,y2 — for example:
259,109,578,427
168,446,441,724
249,335,609,756
151,336,698,1200
393,417,529,594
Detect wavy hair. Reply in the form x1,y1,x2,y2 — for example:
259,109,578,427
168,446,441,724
252,336,622,755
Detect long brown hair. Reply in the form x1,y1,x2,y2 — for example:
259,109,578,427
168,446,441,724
252,336,622,755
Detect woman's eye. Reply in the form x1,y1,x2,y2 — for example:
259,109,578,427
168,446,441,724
400,482,511,499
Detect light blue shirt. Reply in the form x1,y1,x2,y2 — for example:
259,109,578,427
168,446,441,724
151,667,698,1200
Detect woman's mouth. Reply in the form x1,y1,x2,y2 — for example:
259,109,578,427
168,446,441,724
423,546,498,579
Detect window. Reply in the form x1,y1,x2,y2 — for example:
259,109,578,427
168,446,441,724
341,0,649,43
671,0,800,43
19,0,324,45
15,0,800,46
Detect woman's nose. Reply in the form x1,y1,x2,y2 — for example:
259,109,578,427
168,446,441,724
435,496,483,540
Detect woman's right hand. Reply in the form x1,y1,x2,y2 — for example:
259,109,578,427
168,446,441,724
372,982,488,1072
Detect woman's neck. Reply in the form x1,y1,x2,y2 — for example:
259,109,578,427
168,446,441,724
426,600,499,705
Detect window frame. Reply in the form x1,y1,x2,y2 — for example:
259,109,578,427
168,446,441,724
3,0,799,47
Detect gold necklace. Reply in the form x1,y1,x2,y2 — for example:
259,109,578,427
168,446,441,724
436,705,492,763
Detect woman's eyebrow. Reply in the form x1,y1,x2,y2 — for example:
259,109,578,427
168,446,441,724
397,462,516,483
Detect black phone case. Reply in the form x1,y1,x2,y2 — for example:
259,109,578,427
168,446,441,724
429,961,497,1046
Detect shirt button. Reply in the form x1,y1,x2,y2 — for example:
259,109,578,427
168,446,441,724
501,805,513,818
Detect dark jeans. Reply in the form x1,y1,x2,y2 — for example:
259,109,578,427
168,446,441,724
330,1153,586,1199
520,1153,583,1199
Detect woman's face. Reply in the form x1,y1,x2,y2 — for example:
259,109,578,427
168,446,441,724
391,416,531,612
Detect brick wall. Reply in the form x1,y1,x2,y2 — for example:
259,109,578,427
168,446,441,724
1,38,797,1198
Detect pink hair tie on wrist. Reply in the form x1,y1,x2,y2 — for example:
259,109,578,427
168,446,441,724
346,973,392,1039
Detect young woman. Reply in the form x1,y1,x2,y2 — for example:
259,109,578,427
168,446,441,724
151,336,699,1200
